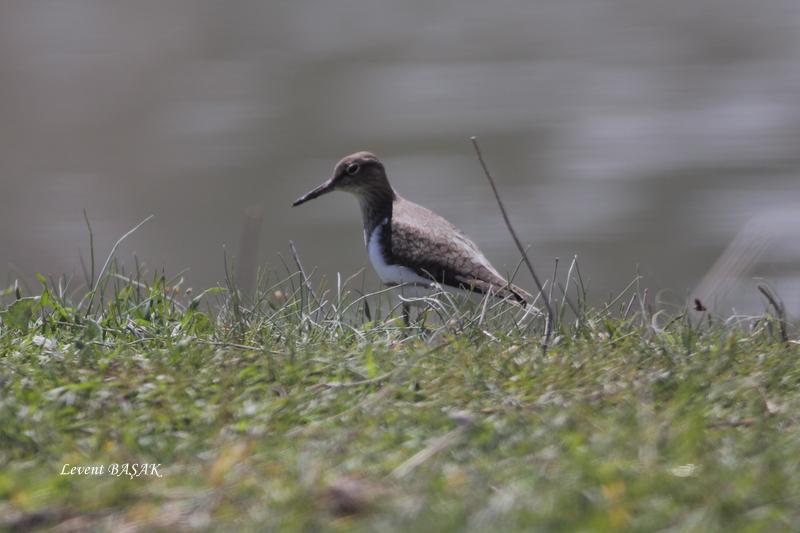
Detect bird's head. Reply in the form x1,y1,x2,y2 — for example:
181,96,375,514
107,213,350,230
292,152,392,207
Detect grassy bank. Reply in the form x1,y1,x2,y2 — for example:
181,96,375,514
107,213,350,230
1,261,798,532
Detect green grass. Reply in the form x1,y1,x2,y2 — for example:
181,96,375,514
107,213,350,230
1,255,798,532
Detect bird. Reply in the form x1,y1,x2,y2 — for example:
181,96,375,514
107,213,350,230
292,152,531,306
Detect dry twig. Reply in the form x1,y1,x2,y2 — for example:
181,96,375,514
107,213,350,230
470,137,554,347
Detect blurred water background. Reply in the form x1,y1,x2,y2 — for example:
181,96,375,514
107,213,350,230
2,0,800,315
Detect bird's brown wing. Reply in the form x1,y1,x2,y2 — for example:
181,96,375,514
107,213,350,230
389,199,530,304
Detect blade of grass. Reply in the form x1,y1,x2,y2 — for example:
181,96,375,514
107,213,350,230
84,214,154,314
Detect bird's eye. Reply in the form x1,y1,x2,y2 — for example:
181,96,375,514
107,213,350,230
346,163,360,175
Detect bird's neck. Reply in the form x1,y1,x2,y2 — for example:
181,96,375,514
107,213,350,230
356,184,396,246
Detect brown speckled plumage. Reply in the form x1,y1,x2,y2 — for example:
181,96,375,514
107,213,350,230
293,152,531,305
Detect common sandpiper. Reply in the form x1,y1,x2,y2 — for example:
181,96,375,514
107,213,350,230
292,152,531,306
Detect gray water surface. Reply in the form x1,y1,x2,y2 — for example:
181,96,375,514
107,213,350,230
2,0,799,315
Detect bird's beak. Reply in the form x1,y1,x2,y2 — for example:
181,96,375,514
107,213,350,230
292,179,336,207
